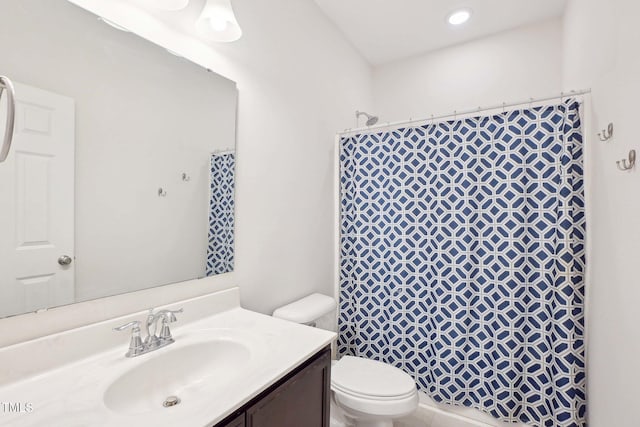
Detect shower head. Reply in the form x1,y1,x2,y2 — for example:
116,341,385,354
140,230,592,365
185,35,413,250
356,110,379,126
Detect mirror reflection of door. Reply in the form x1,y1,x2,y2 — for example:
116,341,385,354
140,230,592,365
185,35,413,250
0,82,75,318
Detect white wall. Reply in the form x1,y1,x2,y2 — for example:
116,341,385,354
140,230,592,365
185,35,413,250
563,1,640,425
66,0,374,315
373,20,563,122
214,1,373,314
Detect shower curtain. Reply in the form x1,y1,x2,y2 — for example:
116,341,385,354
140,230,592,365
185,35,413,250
338,101,586,427
206,152,235,276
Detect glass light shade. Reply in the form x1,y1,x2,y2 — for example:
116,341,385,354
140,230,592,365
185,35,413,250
196,0,242,42
154,0,190,11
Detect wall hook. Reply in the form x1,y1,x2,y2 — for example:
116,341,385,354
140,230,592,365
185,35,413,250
598,123,614,142
158,188,167,197
182,173,191,182
616,149,636,171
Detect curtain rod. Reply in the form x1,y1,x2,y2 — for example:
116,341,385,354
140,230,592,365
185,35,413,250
211,148,235,156
339,89,591,136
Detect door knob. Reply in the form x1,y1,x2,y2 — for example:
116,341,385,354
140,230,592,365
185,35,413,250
58,255,73,266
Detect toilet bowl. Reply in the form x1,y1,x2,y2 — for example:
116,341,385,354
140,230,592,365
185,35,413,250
331,356,418,427
272,294,419,427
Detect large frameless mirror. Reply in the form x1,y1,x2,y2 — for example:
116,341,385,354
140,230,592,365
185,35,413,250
0,0,237,318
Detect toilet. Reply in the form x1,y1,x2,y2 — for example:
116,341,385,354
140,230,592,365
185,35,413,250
273,294,419,427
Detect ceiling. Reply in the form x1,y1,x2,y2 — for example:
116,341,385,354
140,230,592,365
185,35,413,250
313,0,567,66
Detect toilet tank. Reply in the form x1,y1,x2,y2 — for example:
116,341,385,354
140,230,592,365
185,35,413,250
272,293,336,331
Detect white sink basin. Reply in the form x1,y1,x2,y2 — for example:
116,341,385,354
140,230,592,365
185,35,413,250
104,337,251,415
0,292,336,427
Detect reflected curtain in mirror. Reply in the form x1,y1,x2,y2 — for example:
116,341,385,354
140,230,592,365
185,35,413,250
206,152,235,276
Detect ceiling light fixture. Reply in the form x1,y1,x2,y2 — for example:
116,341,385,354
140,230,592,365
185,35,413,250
196,0,242,42
447,9,472,26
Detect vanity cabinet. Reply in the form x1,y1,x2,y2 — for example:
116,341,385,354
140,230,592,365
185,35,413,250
214,346,331,427
220,414,246,427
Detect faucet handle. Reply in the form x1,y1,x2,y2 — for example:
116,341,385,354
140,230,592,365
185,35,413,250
113,320,145,358
113,320,141,332
157,308,183,323
158,308,183,343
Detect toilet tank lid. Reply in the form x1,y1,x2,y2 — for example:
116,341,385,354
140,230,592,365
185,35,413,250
272,293,336,324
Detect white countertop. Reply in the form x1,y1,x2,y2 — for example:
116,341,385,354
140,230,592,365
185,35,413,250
0,289,336,426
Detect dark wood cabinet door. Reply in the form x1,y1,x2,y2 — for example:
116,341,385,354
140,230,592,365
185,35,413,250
246,348,331,427
218,413,245,427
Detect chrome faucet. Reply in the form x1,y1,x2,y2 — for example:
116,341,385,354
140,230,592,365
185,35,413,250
114,308,183,358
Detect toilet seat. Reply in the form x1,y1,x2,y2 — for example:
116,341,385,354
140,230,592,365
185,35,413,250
331,356,417,398
331,356,418,418
333,383,416,401
333,387,418,418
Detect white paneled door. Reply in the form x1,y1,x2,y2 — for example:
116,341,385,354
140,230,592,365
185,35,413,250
0,82,75,317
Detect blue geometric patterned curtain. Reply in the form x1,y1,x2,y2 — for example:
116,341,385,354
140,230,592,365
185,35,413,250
338,101,586,427
206,152,235,276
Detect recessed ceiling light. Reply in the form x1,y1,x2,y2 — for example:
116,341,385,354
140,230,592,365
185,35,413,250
448,9,472,26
